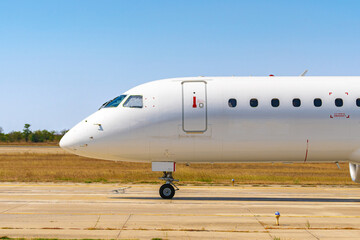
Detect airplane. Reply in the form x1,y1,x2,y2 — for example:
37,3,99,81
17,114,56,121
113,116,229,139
60,76,360,199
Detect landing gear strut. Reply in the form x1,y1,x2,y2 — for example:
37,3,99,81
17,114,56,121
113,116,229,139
152,162,178,199
159,171,179,199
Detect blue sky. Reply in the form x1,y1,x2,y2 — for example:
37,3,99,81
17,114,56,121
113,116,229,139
1,0,360,132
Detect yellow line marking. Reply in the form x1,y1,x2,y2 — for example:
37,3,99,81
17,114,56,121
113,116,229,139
2,212,360,218
0,184,354,191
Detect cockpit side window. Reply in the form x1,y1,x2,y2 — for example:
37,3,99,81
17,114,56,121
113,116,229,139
100,95,127,109
99,101,110,109
123,95,143,108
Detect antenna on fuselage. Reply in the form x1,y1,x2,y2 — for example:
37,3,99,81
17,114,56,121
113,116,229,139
300,69,308,76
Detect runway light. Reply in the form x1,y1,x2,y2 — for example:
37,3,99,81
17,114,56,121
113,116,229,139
275,211,280,226
231,179,235,186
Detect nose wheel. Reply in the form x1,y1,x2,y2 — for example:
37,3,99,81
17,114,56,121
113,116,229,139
160,184,175,199
159,171,179,199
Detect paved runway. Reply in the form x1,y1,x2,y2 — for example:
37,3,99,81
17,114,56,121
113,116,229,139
0,183,360,239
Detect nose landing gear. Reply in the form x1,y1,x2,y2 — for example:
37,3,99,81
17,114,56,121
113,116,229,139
159,171,179,199
152,162,178,199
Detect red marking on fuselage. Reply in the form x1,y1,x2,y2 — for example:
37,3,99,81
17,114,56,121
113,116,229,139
345,92,349,95
334,113,346,118
304,139,309,163
193,96,197,108
329,92,332,95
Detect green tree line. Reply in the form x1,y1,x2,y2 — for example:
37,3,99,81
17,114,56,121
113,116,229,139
0,124,67,143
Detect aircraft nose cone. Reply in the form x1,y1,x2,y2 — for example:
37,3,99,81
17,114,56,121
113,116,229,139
59,136,65,148
59,131,75,151
59,127,84,153
59,121,93,154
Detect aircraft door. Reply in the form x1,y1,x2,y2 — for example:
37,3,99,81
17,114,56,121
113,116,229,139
182,81,207,132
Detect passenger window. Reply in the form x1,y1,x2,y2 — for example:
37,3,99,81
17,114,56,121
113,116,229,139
335,98,343,107
100,95,127,109
293,98,301,107
228,98,237,108
314,98,322,107
271,98,280,107
123,95,143,108
357,98,360,107
250,98,258,107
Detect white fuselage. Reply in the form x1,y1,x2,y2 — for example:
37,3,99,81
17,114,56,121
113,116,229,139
60,76,360,164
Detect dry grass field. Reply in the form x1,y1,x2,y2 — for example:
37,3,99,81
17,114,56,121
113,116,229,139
0,146,354,185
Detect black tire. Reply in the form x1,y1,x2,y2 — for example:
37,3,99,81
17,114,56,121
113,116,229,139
159,184,175,199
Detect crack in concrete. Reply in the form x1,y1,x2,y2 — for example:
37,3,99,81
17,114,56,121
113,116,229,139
247,208,273,240
116,213,132,239
305,228,320,240
93,215,101,229
0,202,29,214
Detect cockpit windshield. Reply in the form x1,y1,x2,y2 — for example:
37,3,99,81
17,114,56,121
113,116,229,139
99,95,127,109
123,95,143,108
